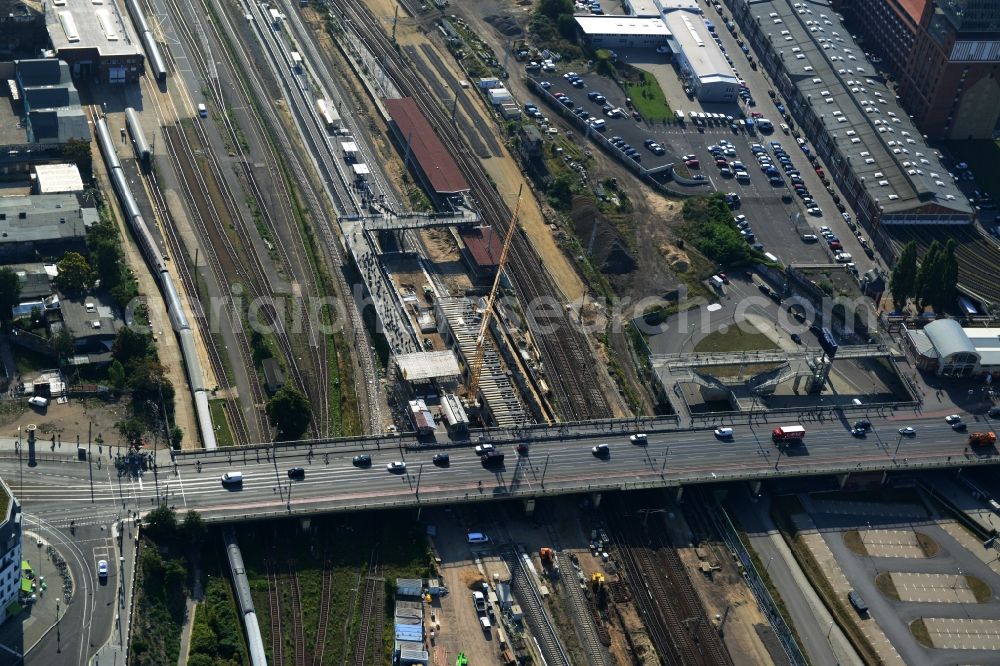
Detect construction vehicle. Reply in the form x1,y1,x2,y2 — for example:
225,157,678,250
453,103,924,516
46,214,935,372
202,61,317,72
591,572,608,608
456,653,469,666
969,431,997,446
465,188,522,402
539,547,559,578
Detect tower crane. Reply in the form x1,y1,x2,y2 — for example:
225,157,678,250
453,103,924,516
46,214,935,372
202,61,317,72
466,187,522,401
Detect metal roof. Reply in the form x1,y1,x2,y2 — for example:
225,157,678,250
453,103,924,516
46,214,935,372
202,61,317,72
45,0,143,58
924,319,977,360
749,0,970,218
460,226,501,268
384,97,469,195
0,193,96,243
575,15,673,35
662,10,735,83
959,327,1000,367
32,164,84,194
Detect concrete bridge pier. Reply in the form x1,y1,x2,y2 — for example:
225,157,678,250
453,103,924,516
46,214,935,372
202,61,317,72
836,473,849,488
591,493,603,509
522,499,536,517
671,486,684,503
748,479,762,497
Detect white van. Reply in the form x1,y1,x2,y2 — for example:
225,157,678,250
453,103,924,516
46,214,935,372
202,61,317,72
466,532,489,544
675,109,685,121
27,396,48,408
835,252,853,263
221,471,243,487
197,103,208,118
589,118,606,131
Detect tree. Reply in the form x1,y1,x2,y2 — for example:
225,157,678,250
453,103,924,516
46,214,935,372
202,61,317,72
537,0,572,20
180,510,206,547
547,172,575,210
54,252,94,293
143,505,178,541
0,268,20,327
51,326,75,360
169,425,183,450
939,239,959,312
914,240,943,310
266,385,312,440
108,359,126,391
889,241,918,311
116,416,145,446
113,327,153,364
62,138,92,176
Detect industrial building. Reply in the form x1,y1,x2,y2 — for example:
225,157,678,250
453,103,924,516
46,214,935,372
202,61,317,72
44,0,144,82
833,0,1000,139
383,97,470,205
0,193,96,261
662,9,739,101
0,60,90,170
574,16,672,49
31,163,84,194
0,477,22,625
904,319,1000,376
725,0,971,227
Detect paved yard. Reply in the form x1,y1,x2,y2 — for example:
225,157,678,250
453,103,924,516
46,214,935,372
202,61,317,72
861,529,927,559
923,618,1000,650
811,500,927,520
891,573,977,603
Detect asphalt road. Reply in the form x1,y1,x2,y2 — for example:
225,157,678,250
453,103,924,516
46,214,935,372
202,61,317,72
4,408,998,523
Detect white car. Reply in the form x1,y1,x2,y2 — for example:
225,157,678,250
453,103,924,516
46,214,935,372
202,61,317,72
466,532,489,544
386,461,407,473
27,396,48,408
945,414,962,424
98,560,108,579
474,443,495,455
734,215,747,224
807,206,822,216
714,427,734,439
898,427,916,436
630,433,648,444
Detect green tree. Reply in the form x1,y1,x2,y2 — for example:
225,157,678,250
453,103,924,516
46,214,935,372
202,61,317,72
62,138,92,176
537,0,572,20
54,252,94,293
889,241,918,311
116,416,145,445
108,359,126,391
547,172,575,210
915,241,946,311
51,326,75,360
180,510,206,547
113,327,153,364
939,239,959,313
169,425,183,450
0,267,20,327
266,385,312,440
143,505,178,542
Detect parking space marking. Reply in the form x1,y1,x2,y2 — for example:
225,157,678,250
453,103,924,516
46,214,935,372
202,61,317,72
890,573,977,603
924,618,1000,650
861,529,926,558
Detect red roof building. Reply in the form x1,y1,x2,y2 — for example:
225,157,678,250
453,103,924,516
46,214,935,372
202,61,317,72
459,226,501,280
384,97,470,196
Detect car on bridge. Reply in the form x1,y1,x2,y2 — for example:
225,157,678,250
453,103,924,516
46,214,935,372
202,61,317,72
352,455,372,467
851,427,867,438
898,427,916,436
714,427,734,439
630,434,647,444
475,443,495,455
287,467,305,479
990,407,1000,418
516,443,529,455
386,461,407,473
592,444,610,457
945,414,962,425
432,453,450,467
221,472,243,487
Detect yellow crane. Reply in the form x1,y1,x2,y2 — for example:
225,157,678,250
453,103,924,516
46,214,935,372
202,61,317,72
466,186,522,401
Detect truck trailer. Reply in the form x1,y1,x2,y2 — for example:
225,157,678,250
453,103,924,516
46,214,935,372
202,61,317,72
772,425,806,443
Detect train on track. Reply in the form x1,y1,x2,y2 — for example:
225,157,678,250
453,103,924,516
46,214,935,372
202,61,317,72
224,529,267,666
125,0,168,83
124,107,152,168
94,113,217,449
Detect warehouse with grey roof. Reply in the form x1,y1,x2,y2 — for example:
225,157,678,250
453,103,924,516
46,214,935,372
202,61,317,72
727,0,971,226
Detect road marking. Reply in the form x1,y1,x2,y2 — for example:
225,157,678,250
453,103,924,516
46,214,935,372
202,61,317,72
176,471,188,507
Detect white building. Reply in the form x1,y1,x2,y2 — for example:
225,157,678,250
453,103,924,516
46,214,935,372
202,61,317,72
0,478,22,624
574,16,672,49
662,10,738,102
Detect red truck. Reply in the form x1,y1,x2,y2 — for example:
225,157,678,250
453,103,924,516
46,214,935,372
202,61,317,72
969,431,996,447
772,425,806,443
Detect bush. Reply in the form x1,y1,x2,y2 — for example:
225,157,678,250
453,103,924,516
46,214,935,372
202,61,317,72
681,195,759,267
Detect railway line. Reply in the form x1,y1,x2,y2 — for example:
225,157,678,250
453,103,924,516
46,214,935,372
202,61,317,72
264,560,285,665
160,0,336,437
288,561,307,666
607,497,733,666
329,0,613,422
352,556,383,666
312,560,333,666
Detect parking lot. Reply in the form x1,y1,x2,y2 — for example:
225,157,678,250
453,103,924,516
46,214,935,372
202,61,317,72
891,573,978,604
922,618,1000,651
861,529,929,559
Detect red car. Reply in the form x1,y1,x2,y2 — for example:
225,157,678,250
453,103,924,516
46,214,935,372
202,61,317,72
751,111,764,118
631,110,642,121
716,159,728,167
685,159,700,168
814,166,825,177
719,273,730,284
829,241,842,251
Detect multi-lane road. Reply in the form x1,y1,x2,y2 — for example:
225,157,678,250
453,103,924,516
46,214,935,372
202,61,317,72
6,410,999,522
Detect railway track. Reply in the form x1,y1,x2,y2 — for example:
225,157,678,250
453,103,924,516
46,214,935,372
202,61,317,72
556,551,611,666
264,560,284,665
288,561,307,666
330,0,613,422
352,556,383,666
340,570,363,666
312,560,333,666
500,548,571,666
607,498,734,666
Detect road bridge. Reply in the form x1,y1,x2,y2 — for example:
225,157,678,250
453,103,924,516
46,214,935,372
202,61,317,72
8,411,1000,523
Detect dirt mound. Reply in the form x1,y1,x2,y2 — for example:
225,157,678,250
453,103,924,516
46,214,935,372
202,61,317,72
462,571,487,590
660,244,690,273
570,196,637,275
484,14,523,37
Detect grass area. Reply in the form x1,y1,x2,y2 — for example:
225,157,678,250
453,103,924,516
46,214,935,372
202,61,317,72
966,575,993,603
621,69,672,123
771,497,882,665
910,618,932,648
240,511,432,665
208,399,235,448
14,347,56,375
843,530,869,557
694,326,779,353
945,140,1000,203
130,547,190,666
916,532,939,558
875,572,899,600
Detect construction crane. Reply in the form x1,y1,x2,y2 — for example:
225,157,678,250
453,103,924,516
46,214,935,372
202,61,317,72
466,186,522,401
